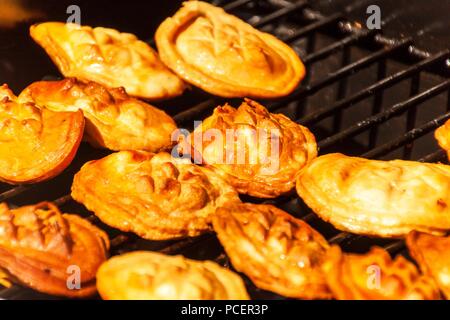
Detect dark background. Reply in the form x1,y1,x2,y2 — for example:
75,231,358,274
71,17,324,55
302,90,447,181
1,0,449,92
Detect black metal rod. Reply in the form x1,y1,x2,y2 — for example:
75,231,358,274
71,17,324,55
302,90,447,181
53,194,73,207
173,98,220,124
298,50,450,126
447,88,450,112
0,185,29,202
251,0,308,28
419,149,447,163
271,38,412,111
318,80,450,149
333,45,351,133
158,234,214,255
362,111,450,159
368,58,387,149
223,0,254,11
302,29,377,64
283,12,343,43
328,232,352,244
384,240,405,254
403,74,422,159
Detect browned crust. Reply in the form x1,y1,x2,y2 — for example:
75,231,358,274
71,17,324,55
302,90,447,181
406,231,450,299
435,119,450,160
323,245,440,300
30,22,185,100
72,151,240,240
296,153,450,237
96,251,249,300
182,99,317,198
0,202,109,298
155,1,305,98
19,78,177,152
212,203,331,299
0,84,84,184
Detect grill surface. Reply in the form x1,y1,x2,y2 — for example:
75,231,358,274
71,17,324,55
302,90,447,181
0,0,450,299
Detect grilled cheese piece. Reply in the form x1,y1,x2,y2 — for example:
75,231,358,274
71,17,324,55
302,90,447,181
30,22,185,100
0,84,84,184
407,231,450,299
435,119,450,160
72,151,240,240
296,153,450,237
323,246,440,300
19,78,177,152
97,251,249,300
156,1,305,98
180,99,317,198
0,202,109,297
212,203,331,299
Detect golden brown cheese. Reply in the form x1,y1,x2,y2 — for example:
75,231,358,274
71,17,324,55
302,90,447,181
0,202,109,297
323,246,440,300
96,251,249,300
296,153,450,237
72,151,240,240
407,231,450,299
0,84,84,184
155,1,305,98
212,203,331,299
19,78,177,152
181,99,317,198
30,22,185,100
435,119,450,159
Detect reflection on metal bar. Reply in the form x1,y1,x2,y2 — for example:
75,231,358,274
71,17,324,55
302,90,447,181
251,0,308,28
283,13,343,43
223,0,254,11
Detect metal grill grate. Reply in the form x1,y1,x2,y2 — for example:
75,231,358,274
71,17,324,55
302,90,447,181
1,0,449,299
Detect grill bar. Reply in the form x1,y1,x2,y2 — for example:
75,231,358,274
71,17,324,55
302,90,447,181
0,185,29,202
302,29,377,64
222,0,253,11
362,112,450,159
283,12,343,43
251,0,308,28
368,58,387,149
419,149,447,163
299,51,450,126
271,39,412,110
318,80,450,149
